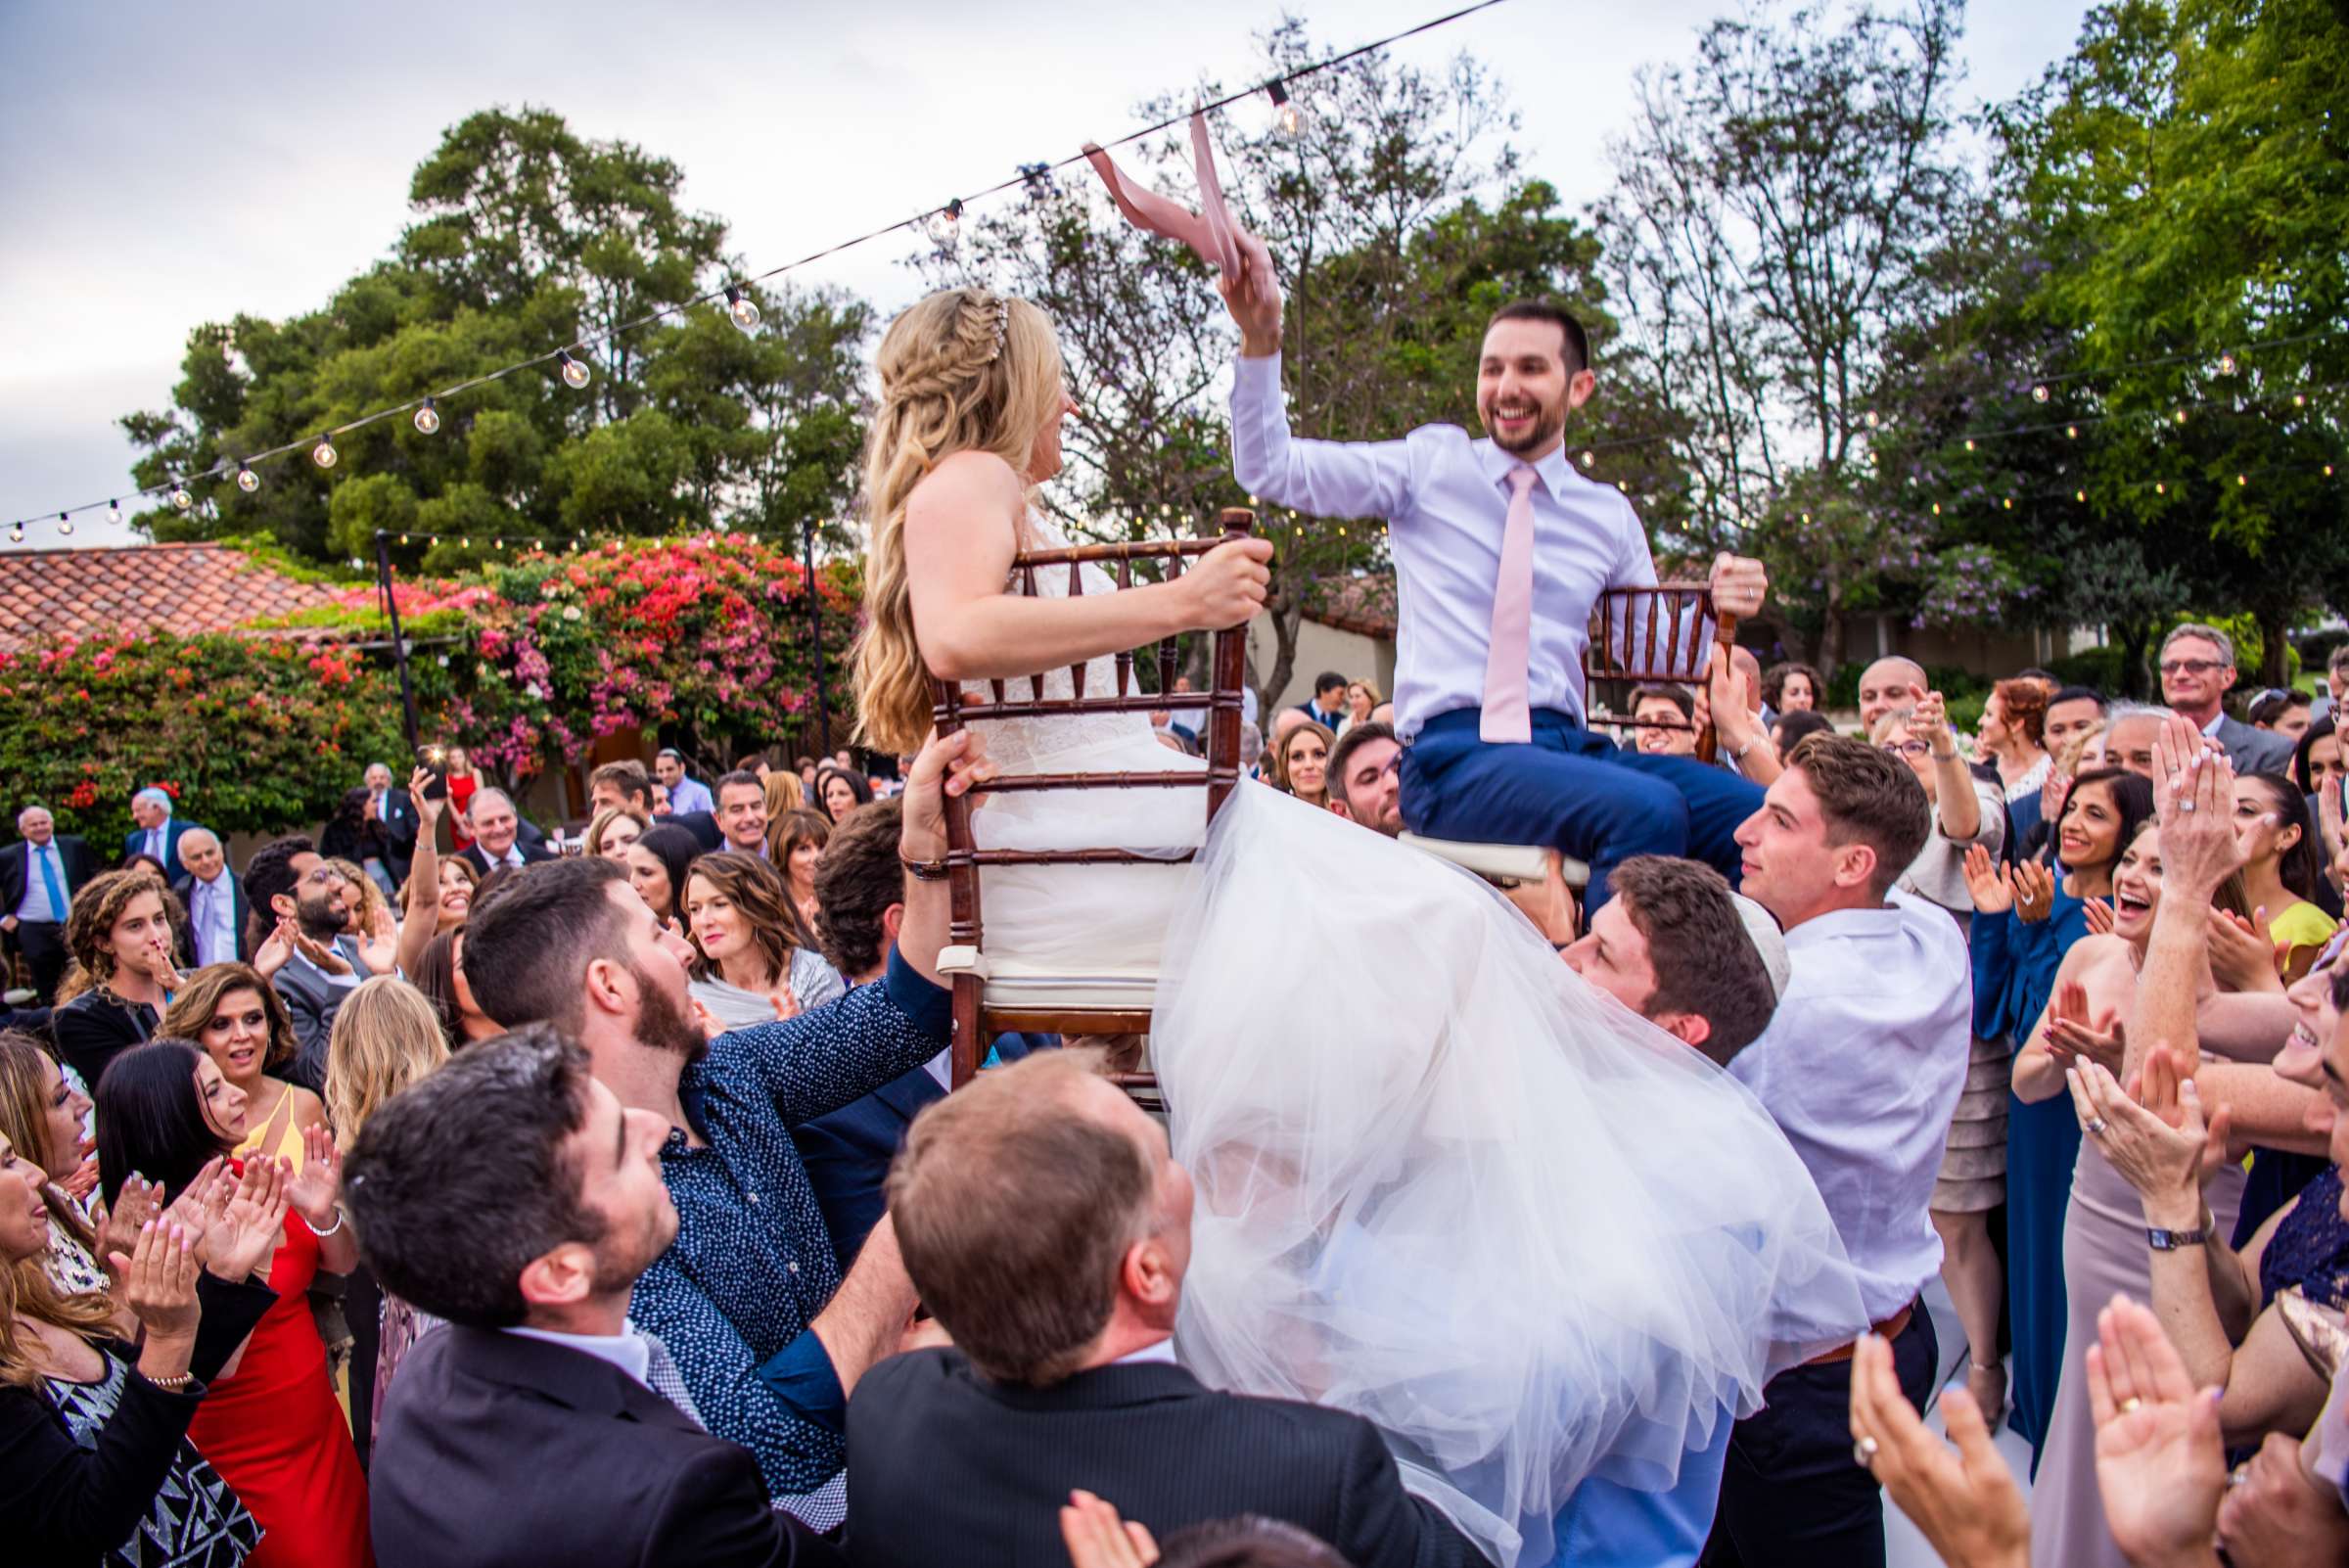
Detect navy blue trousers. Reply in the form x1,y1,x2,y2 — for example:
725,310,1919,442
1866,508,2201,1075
1399,708,1765,905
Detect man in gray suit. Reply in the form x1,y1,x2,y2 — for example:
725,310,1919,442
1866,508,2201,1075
2159,623,2294,775
245,834,370,1094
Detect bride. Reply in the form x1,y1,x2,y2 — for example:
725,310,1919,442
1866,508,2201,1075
851,286,1865,1568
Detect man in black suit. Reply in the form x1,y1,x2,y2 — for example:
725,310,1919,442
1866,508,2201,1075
455,787,558,876
848,1049,1490,1568
1294,669,1350,732
1,805,99,1002
348,1023,843,1568
169,826,253,968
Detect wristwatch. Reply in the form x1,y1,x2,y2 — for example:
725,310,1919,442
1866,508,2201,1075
2146,1224,2210,1251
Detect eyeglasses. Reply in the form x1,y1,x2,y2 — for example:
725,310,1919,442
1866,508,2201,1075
1878,740,1932,759
2158,659,2223,676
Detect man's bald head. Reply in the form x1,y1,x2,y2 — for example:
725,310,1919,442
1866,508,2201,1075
178,827,225,884
1858,657,1929,731
15,807,54,845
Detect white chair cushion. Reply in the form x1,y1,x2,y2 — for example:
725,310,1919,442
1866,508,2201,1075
937,945,1159,1011
1398,833,1589,888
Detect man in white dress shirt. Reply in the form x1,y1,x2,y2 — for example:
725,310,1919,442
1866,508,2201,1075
171,827,248,968
1703,732,1972,1568
1221,282,1771,904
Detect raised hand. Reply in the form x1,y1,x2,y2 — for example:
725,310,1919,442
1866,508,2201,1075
98,1174,164,1287
112,1220,203,1343
1217,225,1285,353
766,986,803,1023
2010,860,2055,924
1848,1331,2028,1568
60,1146,102,1204
286,1127,343,1231
160,1156,230,1262
2206,907,2283,993
291,925,351,975
2066,1060,2225,1218
1705,645,1763,759
207,1158,290,1283
1707,553,1770,620
2087,1296,2226,1568
2047,979,2126,1077
1181,536,1274,632
253,916,296,981
1961,844,2013,916
1059,1490,1161,1568
2081,897,2116,938
2152,719,2244,900
410,765,445,833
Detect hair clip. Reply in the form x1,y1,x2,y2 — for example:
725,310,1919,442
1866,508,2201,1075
987,298,1010,362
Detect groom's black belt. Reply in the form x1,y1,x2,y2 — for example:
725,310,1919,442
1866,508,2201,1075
1804,1298,1917,1366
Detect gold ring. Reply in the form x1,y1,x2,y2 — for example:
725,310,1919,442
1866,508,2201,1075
2119,1397,2142,1414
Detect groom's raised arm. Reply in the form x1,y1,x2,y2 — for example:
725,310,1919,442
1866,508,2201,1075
1222,239,1414,522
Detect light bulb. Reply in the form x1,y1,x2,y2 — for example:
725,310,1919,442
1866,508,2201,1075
1865,409,1879,430
726,287,761,331
398,533,410,545
170,484,194,511
312,436,338,469
2075,489,2086,502
2175,408,2188,424
7,526,21,543
2067,425,2079,438
2003,497,2013,510
414,397,440,436
108,500,122,528
2217,351,2238,376
1581,450,1595,466
2294,392,2307,408
1964,438,1976,451
2237,474,2247,485
1267,81,1301,135
558,350,591,390
2155,482,2167,495
1931,502,1942,516
58,512,72,536
461,535,472,549
2032,384,2050,403
236,465,260,492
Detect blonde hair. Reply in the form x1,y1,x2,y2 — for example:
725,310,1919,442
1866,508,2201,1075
761,771,806,819
582,806,651,859
852,287,1065,754
0,1253,116,1392
325,977,449,1142
329,857,392,937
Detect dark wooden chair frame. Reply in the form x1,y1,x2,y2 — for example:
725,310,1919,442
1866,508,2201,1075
931,530,1733,1090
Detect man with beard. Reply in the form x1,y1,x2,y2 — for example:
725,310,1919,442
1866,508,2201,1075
1223,289,1771,906
458,729,984,1533
245,833,370,1091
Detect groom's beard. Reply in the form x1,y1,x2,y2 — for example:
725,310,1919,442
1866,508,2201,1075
632,961,710,1066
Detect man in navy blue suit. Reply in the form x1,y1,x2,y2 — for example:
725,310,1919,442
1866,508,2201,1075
122,788,203,870
792,799,1049,1272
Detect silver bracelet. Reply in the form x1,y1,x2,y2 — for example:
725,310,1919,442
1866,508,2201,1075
308,1206,345,1239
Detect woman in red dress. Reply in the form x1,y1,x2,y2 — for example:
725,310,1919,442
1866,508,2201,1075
94,1038,373,1568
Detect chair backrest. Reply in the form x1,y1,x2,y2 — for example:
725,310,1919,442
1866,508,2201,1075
928,507,1258,1081
1587,581,1737,761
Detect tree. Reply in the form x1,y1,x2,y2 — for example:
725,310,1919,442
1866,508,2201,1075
118,108,871,574
1596,0,1971,671
915,23,1622,707
1993,0,2349,684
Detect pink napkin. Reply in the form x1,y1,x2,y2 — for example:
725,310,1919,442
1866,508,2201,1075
1083,111,1263,289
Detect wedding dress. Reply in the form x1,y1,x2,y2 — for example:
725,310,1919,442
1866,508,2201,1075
961,519,1866,1568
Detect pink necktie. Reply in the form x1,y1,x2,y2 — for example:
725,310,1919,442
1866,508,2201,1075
1480,466,1540,744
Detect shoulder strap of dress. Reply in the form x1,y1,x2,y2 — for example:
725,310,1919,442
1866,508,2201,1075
254,1085,296,1158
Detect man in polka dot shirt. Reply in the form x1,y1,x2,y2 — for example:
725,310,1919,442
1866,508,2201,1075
461,729,990,1528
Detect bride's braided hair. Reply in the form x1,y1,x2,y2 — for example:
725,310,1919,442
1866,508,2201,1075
853,288,1062,754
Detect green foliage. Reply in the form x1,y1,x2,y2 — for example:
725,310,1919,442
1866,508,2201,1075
0,633,409,846
118,107,871,575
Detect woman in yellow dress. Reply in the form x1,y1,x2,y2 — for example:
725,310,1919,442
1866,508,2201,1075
2233,771,2339,981
161,963,323,1171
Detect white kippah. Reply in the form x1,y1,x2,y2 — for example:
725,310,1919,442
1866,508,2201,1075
1729,893,1791,1000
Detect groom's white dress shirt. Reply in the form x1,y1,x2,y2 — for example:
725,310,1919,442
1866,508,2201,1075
1727,891,1973,1323
1230,351,1666,741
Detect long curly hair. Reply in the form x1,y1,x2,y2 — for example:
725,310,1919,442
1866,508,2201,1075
61,869,169,995
681,851,819,992
852,286,1064,754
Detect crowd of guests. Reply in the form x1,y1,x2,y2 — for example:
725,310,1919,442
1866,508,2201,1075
0,626,2345,1568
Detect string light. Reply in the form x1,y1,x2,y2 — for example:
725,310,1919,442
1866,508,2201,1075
311,435,339,469
557,350,591,390
398,532,410,545
2076,489,2087,503
1581,449,1595,466
57,511,72,536
414,397,440,436
2155,482,2167,494
2066,425,2079,439
1964,438,1975,451
725,287,760,332
2003,497,2013,510
107,500,122,528
1864,409,1880,429
2237,474,2248,485
1267,80,1302,135
2217,351,2238,376
170,483,193,511
6,525,20,544
2175,408,2188,424
1019,162,1056,200
236,464,260,493
2031,385,2050,403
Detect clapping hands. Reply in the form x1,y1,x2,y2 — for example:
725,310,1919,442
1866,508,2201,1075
2205,907,2284,993
207,1157,292,1283
2045,978,2126,1078
2088,1296,2227,1567
1848,1329,2029,1568
1960,846,2054,922
111,1219,203,1344
286,1125,344,1231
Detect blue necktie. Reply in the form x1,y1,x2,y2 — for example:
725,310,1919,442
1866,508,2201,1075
36,846,68,921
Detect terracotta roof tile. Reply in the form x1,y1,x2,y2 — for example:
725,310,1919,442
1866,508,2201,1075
0,542,342,653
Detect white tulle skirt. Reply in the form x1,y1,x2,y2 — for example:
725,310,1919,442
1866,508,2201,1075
1153,781,1868,1568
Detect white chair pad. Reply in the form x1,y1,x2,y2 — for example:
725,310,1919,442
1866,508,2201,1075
938,945,1160,1012
1398,833,1589,888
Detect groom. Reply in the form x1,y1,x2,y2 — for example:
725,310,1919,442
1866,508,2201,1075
1222,284,1767,903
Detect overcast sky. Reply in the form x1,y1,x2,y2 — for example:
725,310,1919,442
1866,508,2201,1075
0,0,2094,549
